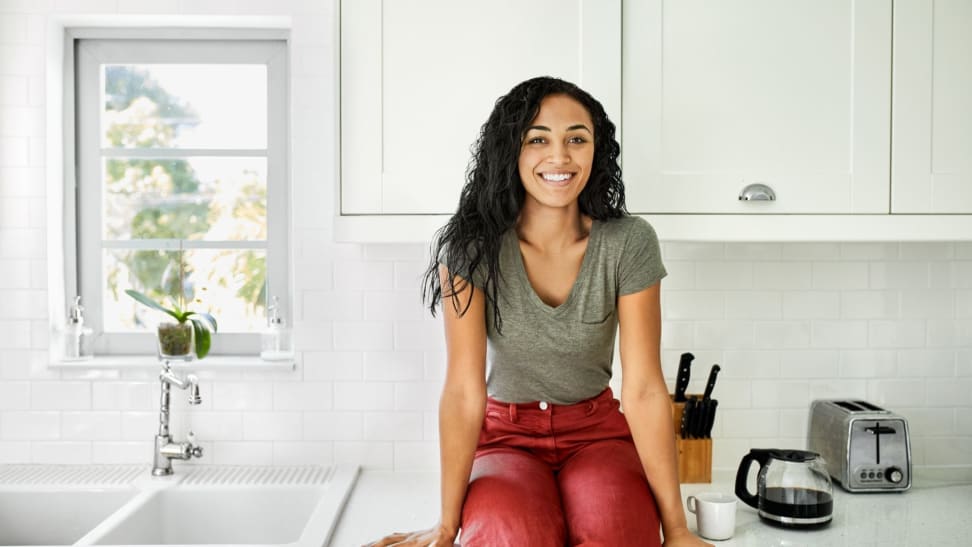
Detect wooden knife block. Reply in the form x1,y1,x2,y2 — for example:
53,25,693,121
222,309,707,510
671,394,712,483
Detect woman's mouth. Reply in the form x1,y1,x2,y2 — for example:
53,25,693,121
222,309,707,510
540,172,574,187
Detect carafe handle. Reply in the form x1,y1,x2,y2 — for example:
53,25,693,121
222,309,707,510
735,449,770,509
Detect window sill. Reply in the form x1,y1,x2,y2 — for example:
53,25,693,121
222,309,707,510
49,354,296,371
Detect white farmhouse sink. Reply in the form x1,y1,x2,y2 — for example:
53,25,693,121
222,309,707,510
0,465,359,547
90,486,335,545
0,489,137,546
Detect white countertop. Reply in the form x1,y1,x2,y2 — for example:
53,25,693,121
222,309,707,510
329,469,972,547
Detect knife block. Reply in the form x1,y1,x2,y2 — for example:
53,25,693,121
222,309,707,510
671,394,712,483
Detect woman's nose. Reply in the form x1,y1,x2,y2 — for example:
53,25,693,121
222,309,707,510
547,142,570,163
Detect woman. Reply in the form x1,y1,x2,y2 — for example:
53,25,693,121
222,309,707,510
368,77,710,547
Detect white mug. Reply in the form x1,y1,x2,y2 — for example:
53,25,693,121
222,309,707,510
686,491,737,541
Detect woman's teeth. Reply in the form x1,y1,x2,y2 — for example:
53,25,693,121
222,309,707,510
542,173,572,182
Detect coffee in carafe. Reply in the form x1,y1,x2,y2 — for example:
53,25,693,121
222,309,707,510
735,449,834,529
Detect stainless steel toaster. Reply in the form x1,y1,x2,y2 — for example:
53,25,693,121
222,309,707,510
808,399,912,492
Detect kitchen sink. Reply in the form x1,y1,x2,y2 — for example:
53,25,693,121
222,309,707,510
0,488,137,546
0,464,359,547
90,486,334,545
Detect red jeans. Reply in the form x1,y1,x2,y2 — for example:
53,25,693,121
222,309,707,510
460,388,662,547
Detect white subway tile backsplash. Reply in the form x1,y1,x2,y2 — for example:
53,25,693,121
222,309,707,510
120,411,158,441
867,379,927,407
899,243,953,260
61,411,119,441
662,242,724,261
898,407,955,436
91,382,157,411
0,380,29,409
924,379,972,407
333,382,395,411
841,290,899,319
840,242,898,260
724,243,782,261
922,438,972,466
868,320,927,348
754,320,810,349
333,321,394,351
725,291,781,320
394,441,438,471
364,411,422,441
839,350,897,378
812,262,868,290
212,382,273,411
696,262,752,290
870,262,929,289
926,319,972,348
32,441,91,464
334,261,395,290
304,411,362,441
273,382,332,410
363,291,425,321
394,261,427,291
897,349,957,377
779,350,839,378
782,291,838,319
751,381,809,409
957,408,972,435
720,409,779,437
0,75,28,105
660,261,695,289
957,290,972,318
900,290,955,319
1,411,58,439
243,412,302,441
31,381,90,410
782,243,840,261
92,441,150,464
423,351,447,381
302,290,363,322
951,261,972,288
183,412,243,441
809,379,867,401
212,442,274,465
753,262,812,290
272,441,334,466
394,382,439,412
665,291,725,320
710,380,752,409
721,351,780,378
811,320,868,348
694,320,754,349
394,320,444,351
0,441,30,462
364,352,423,382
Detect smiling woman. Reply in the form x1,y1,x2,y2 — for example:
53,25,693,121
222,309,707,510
366,77,712,547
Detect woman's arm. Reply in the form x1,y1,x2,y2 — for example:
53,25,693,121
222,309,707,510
437,266,488,536
366,266,486,547
617,283,710,546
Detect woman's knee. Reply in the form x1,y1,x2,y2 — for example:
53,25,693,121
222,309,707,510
460,451,565,547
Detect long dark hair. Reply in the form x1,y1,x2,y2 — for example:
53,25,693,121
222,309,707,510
422,76,628,332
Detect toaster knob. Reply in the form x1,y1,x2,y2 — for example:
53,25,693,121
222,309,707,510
886,467,904,484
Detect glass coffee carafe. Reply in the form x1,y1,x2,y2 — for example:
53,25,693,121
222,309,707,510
735,448,834,529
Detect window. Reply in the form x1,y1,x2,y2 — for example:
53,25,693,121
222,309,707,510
67,31,289,357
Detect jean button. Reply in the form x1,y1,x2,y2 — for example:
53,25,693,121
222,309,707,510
539,401,549,411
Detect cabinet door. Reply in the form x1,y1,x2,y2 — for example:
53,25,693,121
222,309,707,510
622,0,891,214
892,0,972,213
341,0,620,215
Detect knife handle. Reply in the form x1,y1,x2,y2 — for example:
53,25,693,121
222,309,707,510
673,352,694,402
703,364,721,400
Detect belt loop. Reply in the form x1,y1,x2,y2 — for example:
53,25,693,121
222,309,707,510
509,403,518,423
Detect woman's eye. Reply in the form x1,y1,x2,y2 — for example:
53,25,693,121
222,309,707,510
568,136,588,144
527,137,546,144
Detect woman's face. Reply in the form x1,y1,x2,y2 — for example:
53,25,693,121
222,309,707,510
517,94,595,213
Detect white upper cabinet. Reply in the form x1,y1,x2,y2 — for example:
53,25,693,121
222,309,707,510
621,0,892,214
892,0,972,213
340,0,621,215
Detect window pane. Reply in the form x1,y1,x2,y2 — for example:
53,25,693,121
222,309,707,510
104,249,267,333
102,64,267,149
103,157,267,241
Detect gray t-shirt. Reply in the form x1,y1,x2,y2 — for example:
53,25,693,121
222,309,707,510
481,215,667,404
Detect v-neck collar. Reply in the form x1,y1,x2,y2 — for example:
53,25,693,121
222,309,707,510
510,220,599,315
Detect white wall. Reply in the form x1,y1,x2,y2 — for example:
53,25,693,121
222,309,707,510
0,0,969,472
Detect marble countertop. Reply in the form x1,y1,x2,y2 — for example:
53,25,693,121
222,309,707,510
329,469,972,546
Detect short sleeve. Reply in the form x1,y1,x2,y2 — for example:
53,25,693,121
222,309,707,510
618,216,667,295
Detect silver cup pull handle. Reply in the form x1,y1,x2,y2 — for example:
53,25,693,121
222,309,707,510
738,183,776,201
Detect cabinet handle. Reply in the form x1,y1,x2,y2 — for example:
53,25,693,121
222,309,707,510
738,183,776,201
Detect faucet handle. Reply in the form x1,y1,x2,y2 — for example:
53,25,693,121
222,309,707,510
187,431,204,458
187,375,201,405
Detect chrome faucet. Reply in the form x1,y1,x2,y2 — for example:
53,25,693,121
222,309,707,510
153,361,203,476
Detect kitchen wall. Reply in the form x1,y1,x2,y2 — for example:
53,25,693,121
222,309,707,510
0,0,969,472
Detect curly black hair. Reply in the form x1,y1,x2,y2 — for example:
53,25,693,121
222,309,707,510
422,76,628,332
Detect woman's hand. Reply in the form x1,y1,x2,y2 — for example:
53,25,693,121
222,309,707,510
363,523,457,547
663,526,714,547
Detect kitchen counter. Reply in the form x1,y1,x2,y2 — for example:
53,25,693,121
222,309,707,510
329,469,972,546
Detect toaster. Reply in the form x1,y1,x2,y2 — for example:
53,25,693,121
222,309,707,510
808,399,912,492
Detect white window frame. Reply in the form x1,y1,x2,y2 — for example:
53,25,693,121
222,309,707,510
64,28,290,358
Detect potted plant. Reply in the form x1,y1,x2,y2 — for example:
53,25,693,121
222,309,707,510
125,289,218,360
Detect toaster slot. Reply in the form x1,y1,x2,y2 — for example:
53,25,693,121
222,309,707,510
854,400,885,412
